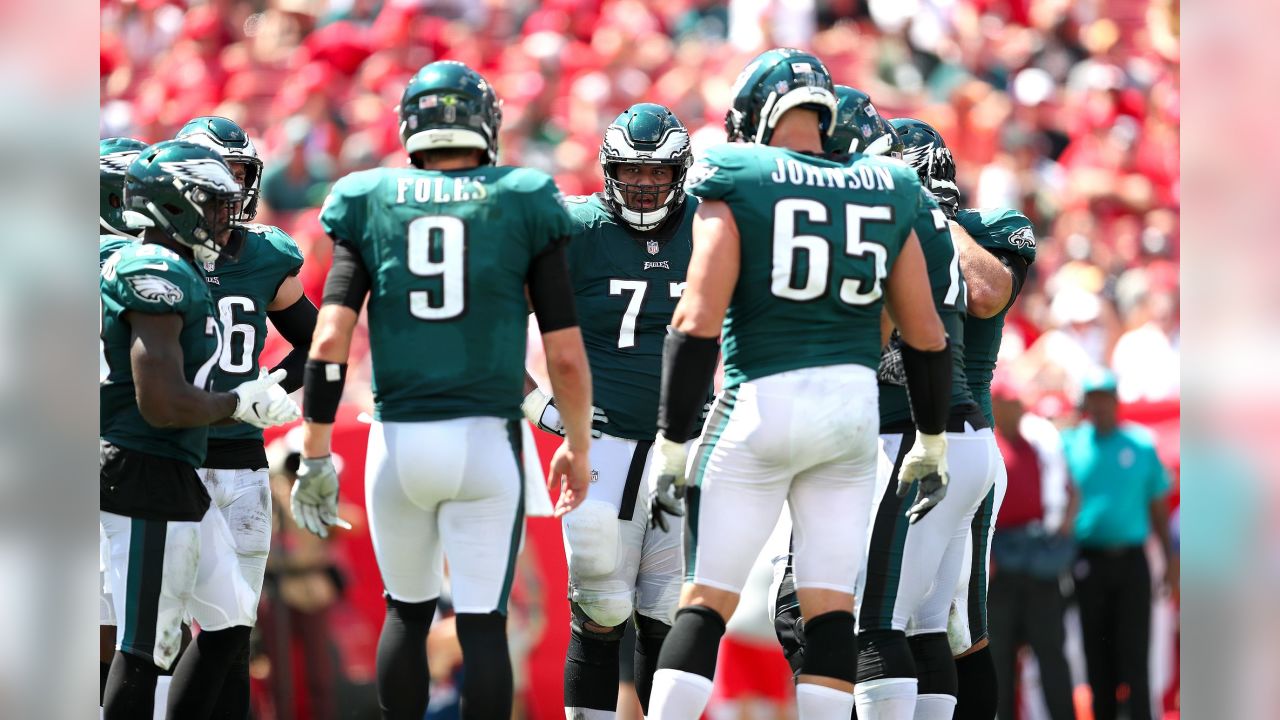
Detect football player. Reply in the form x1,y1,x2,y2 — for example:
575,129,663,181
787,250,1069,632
892,117,1038,720
100,140,299,718
521,102,703,718
97,136,148,705
295,61,594,720
644,48,953,719
769,89,1001,720
174,115,319,718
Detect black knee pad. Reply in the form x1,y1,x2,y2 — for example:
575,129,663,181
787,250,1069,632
565,605,624,711
663,605,726,681
953,645,997,720
569,601,626,643
856,629,916,683
908,632,958,697
386,594,439,624
798,611,857,684
633,612,670,656
632,613,671,714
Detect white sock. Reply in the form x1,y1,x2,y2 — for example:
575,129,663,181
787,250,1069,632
152,676,172,720
796,682,855,719
913,693,957,720
649,668,714,719
565,707,617,719
854,677,917,720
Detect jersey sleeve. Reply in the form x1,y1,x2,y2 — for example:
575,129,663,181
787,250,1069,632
517,170,575,257
957,208,1037,266
262,225,305,279
107,250,199,315
98,235,133,269
319,171,376,247
684,143,746,202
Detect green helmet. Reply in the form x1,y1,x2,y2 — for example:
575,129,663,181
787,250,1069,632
889,117,959,215
122,140,244,267
175,116,263,222
600,103,693,232
824,86,904,158
399,61,502,166
100,137,149,237
724,48,837,145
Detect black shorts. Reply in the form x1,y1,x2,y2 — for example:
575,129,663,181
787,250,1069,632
100,441,210,522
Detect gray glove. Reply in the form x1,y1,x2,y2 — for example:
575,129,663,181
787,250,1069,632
291,456,349,538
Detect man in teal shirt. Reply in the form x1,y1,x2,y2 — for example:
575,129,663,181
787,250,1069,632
1061,368,1175,720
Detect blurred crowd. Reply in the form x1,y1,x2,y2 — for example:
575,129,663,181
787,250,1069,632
100,0,1181,427
100,0,1180,716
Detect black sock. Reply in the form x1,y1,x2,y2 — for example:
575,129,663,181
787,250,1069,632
456,612,512,720
954,645,997,720
564,624,622,711
633,614,671,713
655,606,726,680
103,650,159,720
167,625,252,720
210,639,251,719
376,596,438,720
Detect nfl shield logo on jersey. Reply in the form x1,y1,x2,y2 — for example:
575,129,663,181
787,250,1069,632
646,240,659,255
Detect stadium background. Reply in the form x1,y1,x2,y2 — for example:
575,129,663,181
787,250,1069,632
100,0,1180,717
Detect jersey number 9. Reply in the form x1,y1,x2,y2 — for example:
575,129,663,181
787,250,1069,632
407,215,467,320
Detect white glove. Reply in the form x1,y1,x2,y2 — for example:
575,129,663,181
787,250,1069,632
647,433,691,533
521,387,606,438
896,432,949,524
290,456,350,538
231,368,300,429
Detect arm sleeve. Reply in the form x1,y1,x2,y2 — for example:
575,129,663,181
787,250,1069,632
321,241,371,312
267,295,319,393
527,240,578,332
989,248,1030,313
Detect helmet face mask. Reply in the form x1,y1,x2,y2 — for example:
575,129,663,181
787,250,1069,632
175,116,263,222
599,103,692,232
123,140,244,266
100,137,149,237
825,86,904,159
724,48,838,146
399,61,503,166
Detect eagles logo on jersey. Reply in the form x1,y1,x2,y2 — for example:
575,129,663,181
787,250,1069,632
1009,225,1036,249
126,274,185,305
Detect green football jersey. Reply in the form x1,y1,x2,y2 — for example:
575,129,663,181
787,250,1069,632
878,192,976,425
565,192,697,440
320,165,574,422
99,233,134,268
100,243,220,467
956,207,1037,423
204,223,304,444
686,143,923,388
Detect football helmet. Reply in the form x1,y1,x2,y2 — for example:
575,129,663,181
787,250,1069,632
600,103,693,232
100,137,149,237
175,116,264,222
399,61,502,166
825,86,903,158
122,140,244,267
725,48,837,146
889,118,959,215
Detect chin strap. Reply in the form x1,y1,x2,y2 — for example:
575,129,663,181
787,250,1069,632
610,186,676,231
